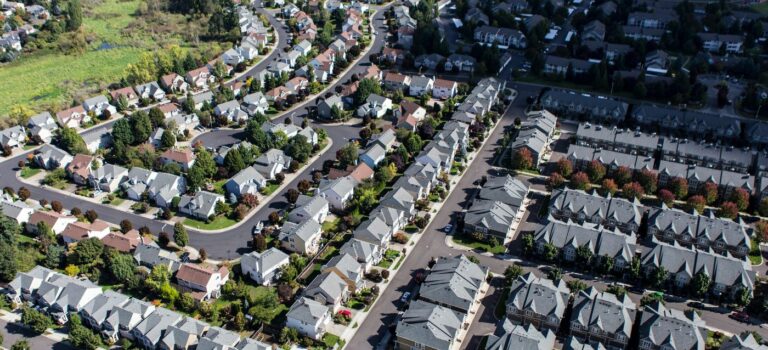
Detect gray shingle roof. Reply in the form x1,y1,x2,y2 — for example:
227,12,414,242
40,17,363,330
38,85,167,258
507,273,570,320
279,219,322,243
197,326,241,350
721,333,768,350
638,301,707,350
305,271,348,304
564,336,608,350
132,307,184,346
241,247,289,277
133,242,182,272
535,219,636,262
353,216,392,245
478,175,529,208
339,238,380,264
551,189,641,228
323,253,363,283
396,300,464,350
160,316,208,349
287,297,329,325
487,323,556,350
178,191,223,218
464,199,517,235
288,194,329,223
80,290,130,326
419,255,487,312
571,287,637,338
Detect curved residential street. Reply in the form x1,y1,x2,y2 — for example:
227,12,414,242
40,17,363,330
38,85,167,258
0,4,392,260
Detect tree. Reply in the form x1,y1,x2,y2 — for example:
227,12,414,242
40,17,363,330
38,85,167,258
194,148,217,178
511,148,534,170
622,182,645,200
601,179,618,196
224,148,246,176
286,189,300,204
84,209,98,222
737,287,752,306
64,264,80,276
701,182,719,204
186,165,207,192
759,197,768,217
687,195,707,213
547,172,565,189
576,245,593,266
543,243,559,261
173,222,189,247
199,248,208,261
160,129,176,149
253,234,267,252
56,127,88,155
614,166,633,186
586,160,606,182
374,163,396,184
755,220,768,242
606,284,627,298
120,220,133,233
556,159,573,177
730,188,750,212
337,142,359,167
669,177,689,199
650,266,668,288
51,200,63,213
17,187,29,201
66,0,83,30
355,78,383,105
504,264,523,286
67,315,101,350
599,256,614,274
658,189,675,206
21,307,51,334
570,172,590,190
72,238,104,266
691,271,711,296
567,279,588,293
547,267,562,281
637,169,658,194
640,293,664,307
11,340,30,350
130,111,153,143
297,180,311,193
106,251,136,284
718,201,739,219
44,245,65,269
284,135,313,163
522,233,534,256
111,118,134,146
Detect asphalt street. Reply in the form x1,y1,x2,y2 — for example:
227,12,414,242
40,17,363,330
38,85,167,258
0,4,391,260
0,318,73,350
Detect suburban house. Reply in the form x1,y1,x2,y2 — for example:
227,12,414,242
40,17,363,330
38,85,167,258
647,206,751,258
160,73,189,94
419,255,488,314
445,54,477,73
159,316,209,350
134,82,166,101
60,220,111,244
540,90,628,124
304,271,349,312
396,300,466,350
473,25,527,49
88,164,128,192
322,253,365,292
279,219,322,255
432,79,458,99
26,210,77,235
359,143,387,169
175,263,229,301
288,195,330,224
213,100,248,123
83,95,117,117
506,273,570,332
354,216,394,248
698,33,744,54
317,95,344,120
34,144,73,170
160,148,196,171
28,112,59,143
56,105,90,128
356,94,392,119
463,199,519,243
486,323,556,350
1,200,34,224
131,308,184,349
317,176,356,210
637,301,707,350
134,242,182,273
242,92,269,116
101,229,142,253
408,75,434,97
549,189,642,234
65,154,94,185
383,72,411,91
286,297,331,340
225,166,267,198
254,149,292,179
185,66,215,90
569,287,637,349
177,191,224,220
0,125,25,149
240,247,290,286
146,172,186,208
339,238,382,271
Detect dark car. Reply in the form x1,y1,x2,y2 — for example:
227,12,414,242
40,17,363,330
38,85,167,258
730,311,750,323
688,301,705,310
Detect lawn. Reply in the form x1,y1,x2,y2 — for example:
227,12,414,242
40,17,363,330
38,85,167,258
0,0,220,116
260,183,280,195
754,2,768,14
749,243,762,265
452,234,507,254
322,333,345,349
321,218,340,233
19,167,41,179
183,216,238,230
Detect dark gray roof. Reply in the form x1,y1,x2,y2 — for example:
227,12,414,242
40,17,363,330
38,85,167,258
638,301,707,350
571,287,637,339
507,273,570,320
535,219,636,262
132,308,184,346
396,300,464,350
80,290,130,325
419,255,488,312
632,104,741,139
323,253,363,283
287,297,329,325
721,333,768,350
486,324,556,350
339,238,381,264
464,199,517,234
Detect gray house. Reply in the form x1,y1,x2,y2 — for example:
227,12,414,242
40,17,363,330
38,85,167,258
570,287,637,349
419,255,487,313
240,247,290,286
540,90,628,124
178,191,224,220
133,242,182,272
88,164,129,192
131,308,184,349
463,199,518,242
317,95,344,119
225,166,267,198
486,322,556,350
637,301,707,350
549,189,642,234
304,271,349,312
396,300,465,350
506,272,570,332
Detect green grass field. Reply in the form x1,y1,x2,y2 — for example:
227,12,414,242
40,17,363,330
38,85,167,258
184,216,238,230
0,0,216,116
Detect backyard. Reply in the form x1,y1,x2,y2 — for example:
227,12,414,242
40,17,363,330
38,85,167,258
0,0,221,117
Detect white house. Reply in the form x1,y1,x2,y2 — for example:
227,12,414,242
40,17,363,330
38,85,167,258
286,297,331,340
240,248,290,286
316,176,356,210
175,263,230,301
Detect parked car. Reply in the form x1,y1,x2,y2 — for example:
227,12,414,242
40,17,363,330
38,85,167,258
730,311,749,323
443,224,453,233
400,292,411,303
